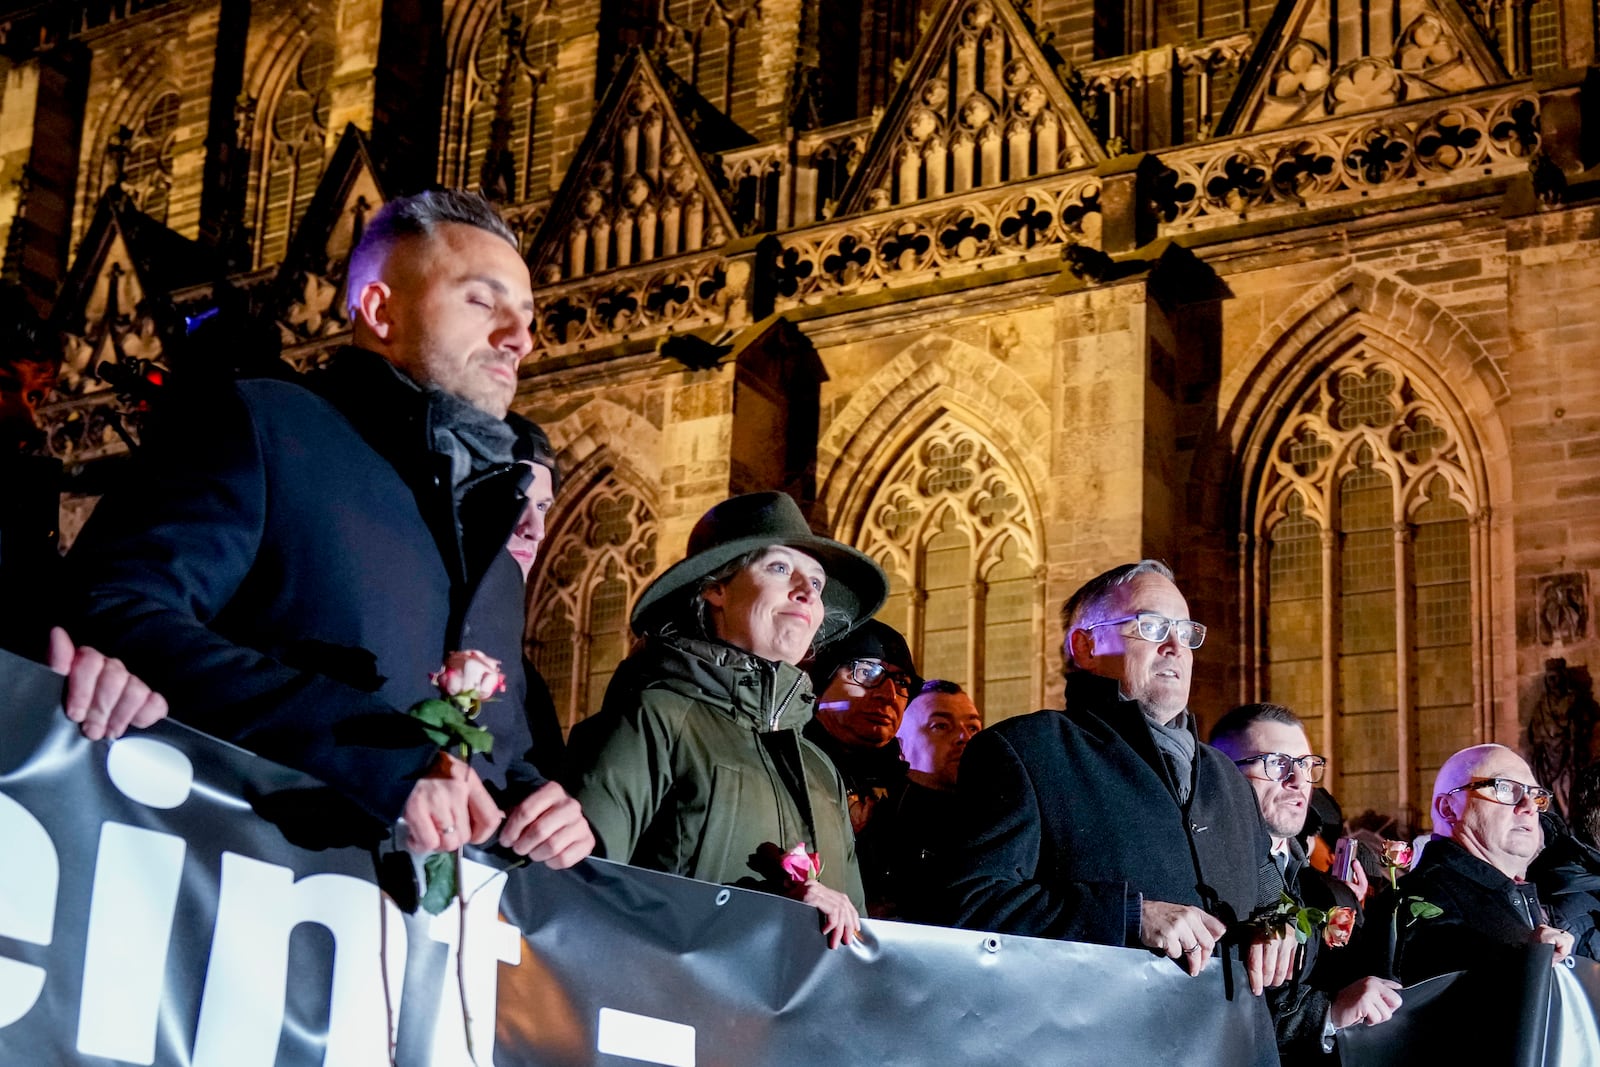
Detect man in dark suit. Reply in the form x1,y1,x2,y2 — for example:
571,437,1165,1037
1381,744,1572,983
944,559,1294,993
1212,702,1401,1063
69,190,591,867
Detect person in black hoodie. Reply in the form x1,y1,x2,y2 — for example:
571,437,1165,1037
1531,761,1600,960
942,559,1295,995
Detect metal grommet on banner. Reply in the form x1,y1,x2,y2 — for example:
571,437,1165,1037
714,888,731,906
983,936,1002,954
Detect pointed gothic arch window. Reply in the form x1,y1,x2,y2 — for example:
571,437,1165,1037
1255,355,1480,825
257,41,334,265
528,473,659,732
457,2,562,202
854,417,1042,721
104,90,181,222
658,0,755,122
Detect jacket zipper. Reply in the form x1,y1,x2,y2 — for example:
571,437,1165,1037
769,668,804,731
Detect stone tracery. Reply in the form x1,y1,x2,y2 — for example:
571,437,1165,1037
851,415,1042,719
529,471,661,730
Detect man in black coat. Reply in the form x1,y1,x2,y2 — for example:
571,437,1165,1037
1212,702,1402,1064
1378,744,1572,984
68,190,591,866
943,559,1295,993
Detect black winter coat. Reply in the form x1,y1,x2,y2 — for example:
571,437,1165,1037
941,671,1277,944
1531,829,1600,961
69,348,548,822
1374,835,1546,984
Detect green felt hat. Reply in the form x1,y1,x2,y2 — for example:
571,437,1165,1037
630,491,888,643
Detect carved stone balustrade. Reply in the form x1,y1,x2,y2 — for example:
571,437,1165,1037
1147,83,1541,236
769,169,1103,308
530,248,756,358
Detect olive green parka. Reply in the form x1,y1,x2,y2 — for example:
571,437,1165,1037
566,635,865,907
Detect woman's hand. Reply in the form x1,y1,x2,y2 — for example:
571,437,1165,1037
790,881,861,949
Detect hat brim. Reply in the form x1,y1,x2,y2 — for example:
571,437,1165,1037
631,531,888,645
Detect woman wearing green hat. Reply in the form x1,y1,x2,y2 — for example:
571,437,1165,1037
564,491,887,947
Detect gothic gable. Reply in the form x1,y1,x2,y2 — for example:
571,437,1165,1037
272,124,388,348
528,48,751,284
837,0,1103,216
1215,0,1509,136
41,188,216,461
53,188,215,393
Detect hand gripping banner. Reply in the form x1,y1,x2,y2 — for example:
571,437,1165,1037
0,648,1282,1066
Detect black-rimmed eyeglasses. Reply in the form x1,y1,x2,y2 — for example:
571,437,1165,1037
1081,613,1207,649
843,659,914,696
1234,753,1328,784
1444,777,1553,813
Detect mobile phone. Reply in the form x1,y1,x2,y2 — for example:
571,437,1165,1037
1332,836,1357,882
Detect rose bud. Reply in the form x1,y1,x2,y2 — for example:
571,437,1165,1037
1382,840,1414,869
778,842,823,885
1323,906,1357,948
430,650,507,702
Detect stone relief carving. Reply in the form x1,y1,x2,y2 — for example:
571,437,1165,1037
1538,572,1590,646
1530,658,1600,815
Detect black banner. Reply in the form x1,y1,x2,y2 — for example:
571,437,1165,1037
0,647,1284,1066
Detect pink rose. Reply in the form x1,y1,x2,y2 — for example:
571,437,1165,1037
1382,840,1414,869
778,842,823,885
430,650,506,705
1323,906,1356,948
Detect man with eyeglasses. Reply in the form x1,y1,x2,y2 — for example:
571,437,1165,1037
945,559,1296,997
805,619,919,912
1212,703,1403,1064
1379,743,1574,984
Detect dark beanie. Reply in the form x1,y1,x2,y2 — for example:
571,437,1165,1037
508,413,561,493
805,619,919,693
1308,787,1345,848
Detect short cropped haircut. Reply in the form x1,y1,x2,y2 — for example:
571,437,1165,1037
1572,761,1600,849
1209,702,1303,750
346,189,518,315
1060,559,1175,672
917,679,965,697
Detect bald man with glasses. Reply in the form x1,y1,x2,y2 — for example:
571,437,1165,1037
943,560,1295,997
1377,743,1574,984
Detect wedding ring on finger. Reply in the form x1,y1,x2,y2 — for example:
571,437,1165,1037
440,825,456,836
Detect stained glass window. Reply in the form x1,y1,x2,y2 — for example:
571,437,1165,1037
1259,359,1480,828
983,538,1033,722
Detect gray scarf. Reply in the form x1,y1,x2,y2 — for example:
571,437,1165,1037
426,387,516,491
1146,708,1197,804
